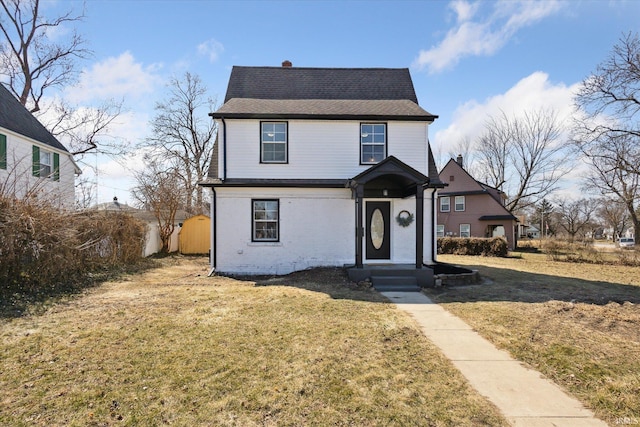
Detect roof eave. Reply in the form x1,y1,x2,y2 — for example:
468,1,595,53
210,113,438,121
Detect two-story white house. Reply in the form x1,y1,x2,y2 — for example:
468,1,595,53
201,62,445,288
0,83,80,208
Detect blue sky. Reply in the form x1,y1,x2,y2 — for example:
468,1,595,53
40,0,640,204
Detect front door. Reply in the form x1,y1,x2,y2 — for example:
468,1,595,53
365,201,391,260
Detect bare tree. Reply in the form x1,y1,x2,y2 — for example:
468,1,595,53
143,72,216,214
476,109,569,214
42,97,125,157
476,112,511,190
447,136,480,176
0,0,88,112
553,197,599,242
1,0,124,159
131,157,185,253
573,32,640,243
596,197,630,241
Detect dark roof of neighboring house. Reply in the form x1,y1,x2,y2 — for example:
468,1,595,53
0,83,70,152
479,214,519,221
223,66,421,103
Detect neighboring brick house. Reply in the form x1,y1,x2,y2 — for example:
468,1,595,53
437,156,518,249
0,83,80,208
201,62,445,282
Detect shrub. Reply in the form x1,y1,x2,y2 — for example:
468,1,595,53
437,237,508,257
0,196,146,303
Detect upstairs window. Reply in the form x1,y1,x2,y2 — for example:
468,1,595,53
360,123,386,164
440,196,450,212
32,146,59,181
455,195,465,211
261,122,287,163
252,199,279,242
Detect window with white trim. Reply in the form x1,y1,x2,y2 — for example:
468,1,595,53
440,196,450,212
360,123,386,164
455,195,465,211
261,122,287,163
32,145,59,180
436,225,444,238
460,224,470,238
40,150,53,177
252,199,279,241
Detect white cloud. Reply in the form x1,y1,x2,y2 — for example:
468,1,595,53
450,0,480,23
197,39,224,63
433,71,578,151
65,52,164,103
414,0,564,74
432,71,587,194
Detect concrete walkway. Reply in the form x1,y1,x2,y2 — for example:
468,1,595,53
381,291,608,427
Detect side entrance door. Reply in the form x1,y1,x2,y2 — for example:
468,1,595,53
365,201,391,260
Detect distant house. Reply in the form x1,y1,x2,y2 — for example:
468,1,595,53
201,62,445,283
0,83,80,207
437,156,518,249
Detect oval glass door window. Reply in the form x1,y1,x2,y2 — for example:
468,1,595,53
371,208,384,250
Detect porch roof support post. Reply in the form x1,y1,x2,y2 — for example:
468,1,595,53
415,185,424,269
355,185,364,268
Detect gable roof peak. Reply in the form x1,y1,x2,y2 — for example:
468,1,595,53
223,65,420,103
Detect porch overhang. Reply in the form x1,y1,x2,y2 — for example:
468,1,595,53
348,156,429,270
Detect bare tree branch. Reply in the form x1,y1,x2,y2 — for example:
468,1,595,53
476,109,570,214
0,0,89,112
573,32,640,243
141,72,217,214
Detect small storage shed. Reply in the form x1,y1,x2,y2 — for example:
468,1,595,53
179,214,211,255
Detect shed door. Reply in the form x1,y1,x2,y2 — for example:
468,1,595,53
365,201,391,260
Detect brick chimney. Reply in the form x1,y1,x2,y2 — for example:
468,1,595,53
282,60,292,67
456,154,463,167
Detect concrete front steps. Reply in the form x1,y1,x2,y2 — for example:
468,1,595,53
371,275,421,292
347,264,432,291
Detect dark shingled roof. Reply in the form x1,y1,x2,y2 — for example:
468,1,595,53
213,98,435,120
0,83,69,152
223,66,420,103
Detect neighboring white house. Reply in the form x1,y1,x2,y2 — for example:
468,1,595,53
0,83,80,208
201,62,445,284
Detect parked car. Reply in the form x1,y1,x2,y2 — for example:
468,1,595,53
619,237,635,248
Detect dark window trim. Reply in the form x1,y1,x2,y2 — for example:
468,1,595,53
260,121,288,164
359,122,387,165
251,198,280,242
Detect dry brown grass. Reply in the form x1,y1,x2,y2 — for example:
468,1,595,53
425,252,640,426
1,256,506,426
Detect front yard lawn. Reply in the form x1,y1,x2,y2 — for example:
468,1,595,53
425,252,640,426
1,256,505,426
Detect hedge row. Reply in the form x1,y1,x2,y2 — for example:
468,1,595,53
437,236,509,257
0,196,146,300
